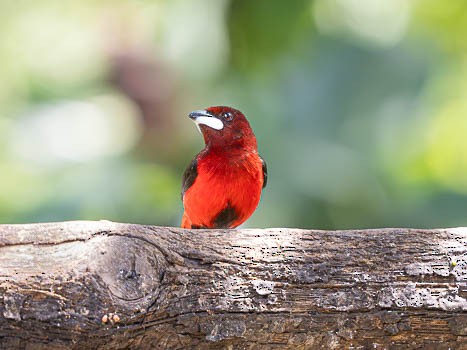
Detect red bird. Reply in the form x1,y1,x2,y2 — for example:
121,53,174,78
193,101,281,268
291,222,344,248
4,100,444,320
181,106,267,229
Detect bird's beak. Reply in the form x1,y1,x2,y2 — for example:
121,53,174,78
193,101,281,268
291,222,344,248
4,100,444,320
189,110,224,132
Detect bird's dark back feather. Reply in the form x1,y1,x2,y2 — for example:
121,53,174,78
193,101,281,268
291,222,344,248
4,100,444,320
181,156,198,199
260,156,268,189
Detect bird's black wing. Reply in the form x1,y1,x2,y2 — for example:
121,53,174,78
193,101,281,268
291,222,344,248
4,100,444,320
260,155,267,189
181,156,198,200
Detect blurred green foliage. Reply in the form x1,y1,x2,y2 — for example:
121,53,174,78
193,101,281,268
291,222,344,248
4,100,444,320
0,0,466,229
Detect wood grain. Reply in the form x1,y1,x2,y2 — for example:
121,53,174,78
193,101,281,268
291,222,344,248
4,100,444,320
0,221,466,349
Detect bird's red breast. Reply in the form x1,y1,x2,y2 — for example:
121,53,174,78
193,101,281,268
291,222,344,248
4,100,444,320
181,106,267,229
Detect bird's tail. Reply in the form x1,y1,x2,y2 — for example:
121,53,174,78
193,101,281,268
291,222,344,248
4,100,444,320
181,212,192,229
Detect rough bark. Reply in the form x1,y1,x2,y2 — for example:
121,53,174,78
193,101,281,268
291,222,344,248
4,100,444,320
0,221,466,349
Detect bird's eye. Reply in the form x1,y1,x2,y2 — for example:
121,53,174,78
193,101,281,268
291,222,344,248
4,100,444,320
223,112,234,121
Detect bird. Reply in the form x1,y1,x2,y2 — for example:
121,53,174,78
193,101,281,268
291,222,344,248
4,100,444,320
181,106,267,229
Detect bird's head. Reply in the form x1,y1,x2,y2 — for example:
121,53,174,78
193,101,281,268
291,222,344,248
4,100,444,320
189,106,257,150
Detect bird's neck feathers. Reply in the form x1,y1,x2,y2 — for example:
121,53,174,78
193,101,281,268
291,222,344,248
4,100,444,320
204,133,258,157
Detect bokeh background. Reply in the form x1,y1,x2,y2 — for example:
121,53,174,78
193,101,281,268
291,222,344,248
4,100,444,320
0,0,466,229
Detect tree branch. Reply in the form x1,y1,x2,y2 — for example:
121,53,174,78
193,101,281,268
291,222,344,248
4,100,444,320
0,221,466,349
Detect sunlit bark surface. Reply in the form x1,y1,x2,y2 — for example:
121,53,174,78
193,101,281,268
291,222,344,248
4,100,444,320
0,221,466,349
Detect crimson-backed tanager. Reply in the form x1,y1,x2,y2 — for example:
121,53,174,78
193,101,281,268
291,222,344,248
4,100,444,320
181,106,267,229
